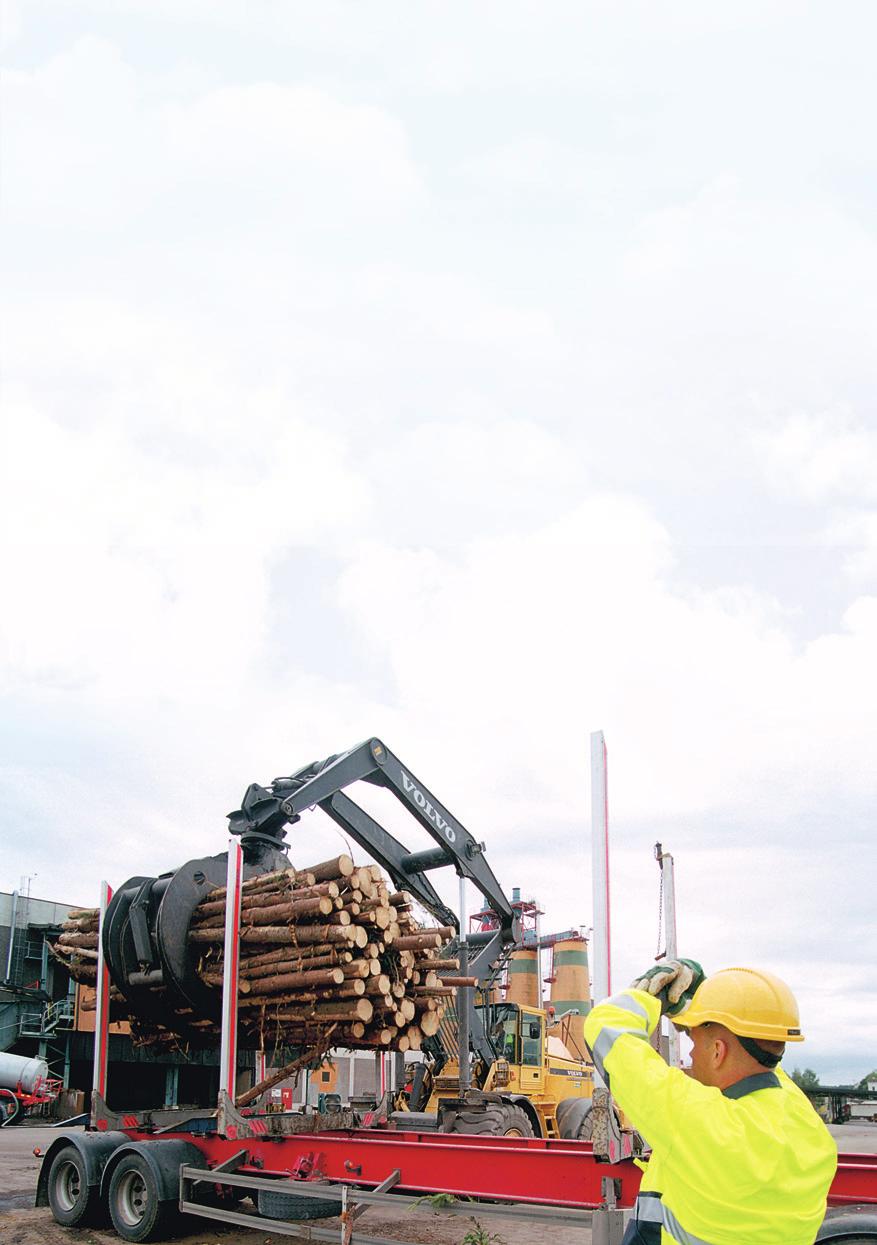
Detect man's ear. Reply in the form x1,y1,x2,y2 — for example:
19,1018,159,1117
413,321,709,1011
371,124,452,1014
712,1035,730,1069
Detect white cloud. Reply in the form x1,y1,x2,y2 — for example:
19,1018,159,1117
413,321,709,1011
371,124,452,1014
0,393,371,701
821,514,877,586
755,413,877,504
1,38,422,234
335,495,877,829
0,0,21,50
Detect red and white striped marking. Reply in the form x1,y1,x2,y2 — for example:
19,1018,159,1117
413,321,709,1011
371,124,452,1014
92,881,113,1104
219,842,244,1099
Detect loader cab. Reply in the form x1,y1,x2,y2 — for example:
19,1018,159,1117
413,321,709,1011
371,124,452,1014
485,1002,546,1094
488,1003,543,1061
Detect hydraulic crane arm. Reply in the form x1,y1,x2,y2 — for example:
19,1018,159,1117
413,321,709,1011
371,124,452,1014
228,737,519,953
229,736,522,1075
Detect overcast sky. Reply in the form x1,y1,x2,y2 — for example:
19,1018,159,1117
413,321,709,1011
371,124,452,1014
2,2,875,1084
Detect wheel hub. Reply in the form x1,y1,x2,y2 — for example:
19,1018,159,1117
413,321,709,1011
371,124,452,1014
57,1161,81,1211
118,1170,148,1225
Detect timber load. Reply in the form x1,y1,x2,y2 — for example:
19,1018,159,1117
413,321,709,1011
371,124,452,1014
51,855,458,1057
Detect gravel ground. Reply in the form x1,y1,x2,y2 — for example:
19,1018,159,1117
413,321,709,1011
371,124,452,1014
2,1120,875,1245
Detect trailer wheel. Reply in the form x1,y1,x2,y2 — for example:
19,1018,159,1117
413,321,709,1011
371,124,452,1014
108,1153,176,1243
47,1145,101,1227
445,1103,535,1137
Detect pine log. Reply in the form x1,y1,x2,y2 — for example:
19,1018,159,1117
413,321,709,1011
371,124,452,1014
313,998,373,1022
292,880,341,902
309,854,354,883
57,932,99,949
390,933,442,951
248,952,350,976
418,1010,441,1036
341,960,372,980
206,868,295,901
217,966,347,997
352,1028,393,1047
189,925,361,946
236,946,351,971
194,894,335,926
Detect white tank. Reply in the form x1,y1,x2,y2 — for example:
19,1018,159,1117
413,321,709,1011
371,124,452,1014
0,1052,49,1094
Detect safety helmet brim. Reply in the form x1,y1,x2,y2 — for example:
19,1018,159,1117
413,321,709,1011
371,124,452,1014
671,967,805,1043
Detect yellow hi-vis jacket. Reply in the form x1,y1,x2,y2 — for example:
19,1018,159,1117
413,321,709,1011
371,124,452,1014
583,989,837,1245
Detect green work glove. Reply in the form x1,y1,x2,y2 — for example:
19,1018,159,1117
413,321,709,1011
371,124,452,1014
630,958,705,1016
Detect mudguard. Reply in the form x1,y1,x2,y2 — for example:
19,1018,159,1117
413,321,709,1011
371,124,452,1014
100,1139,208,1204
35,1131,129,1206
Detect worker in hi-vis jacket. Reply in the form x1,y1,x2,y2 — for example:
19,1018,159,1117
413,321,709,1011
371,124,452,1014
583,960,837,1245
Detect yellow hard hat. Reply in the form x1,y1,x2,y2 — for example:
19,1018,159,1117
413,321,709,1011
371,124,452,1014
672,967,804,1043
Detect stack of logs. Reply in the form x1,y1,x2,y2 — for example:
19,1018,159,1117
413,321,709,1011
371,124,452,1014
51,855,471,1058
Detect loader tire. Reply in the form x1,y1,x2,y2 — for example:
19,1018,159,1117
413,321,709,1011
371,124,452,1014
816,1213,877,1242
445,1102,535,1138
557,1098,593,1140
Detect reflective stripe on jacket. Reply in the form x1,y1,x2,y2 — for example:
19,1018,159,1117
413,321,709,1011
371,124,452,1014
583,990,837,1245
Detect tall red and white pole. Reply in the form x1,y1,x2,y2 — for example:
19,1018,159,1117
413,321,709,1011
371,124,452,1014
219,841,243,1102
92,880,113,1108
590,731,611,1004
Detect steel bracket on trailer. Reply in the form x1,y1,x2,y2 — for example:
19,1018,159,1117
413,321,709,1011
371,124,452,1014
89,1090,216,1135
590,1087,637,1164
215,1090,360,1140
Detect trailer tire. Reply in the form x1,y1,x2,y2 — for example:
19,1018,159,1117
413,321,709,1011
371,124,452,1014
47,1144,101,1227
445,1102,535,1138
108,1153,177,1243
258,1187,343,1220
